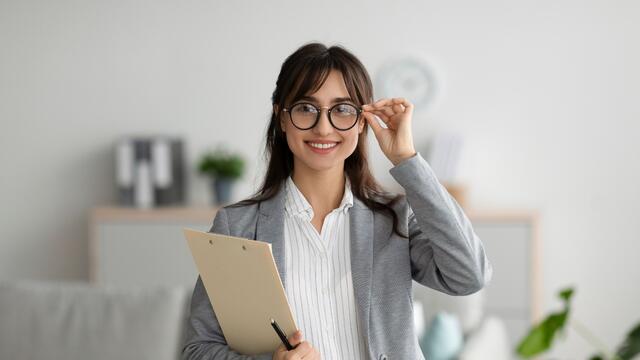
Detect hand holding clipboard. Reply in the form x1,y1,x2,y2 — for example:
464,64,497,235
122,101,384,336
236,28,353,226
270,321,321,360
184,229,298,355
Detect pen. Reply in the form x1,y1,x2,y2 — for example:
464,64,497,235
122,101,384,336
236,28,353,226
270,318,297,351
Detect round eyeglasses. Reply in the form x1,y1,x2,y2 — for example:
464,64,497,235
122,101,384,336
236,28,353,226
282,102,362,131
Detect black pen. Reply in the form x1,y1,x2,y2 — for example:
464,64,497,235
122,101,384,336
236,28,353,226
270,318,297,351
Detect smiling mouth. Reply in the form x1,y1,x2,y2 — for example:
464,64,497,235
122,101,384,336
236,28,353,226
305,141,340,149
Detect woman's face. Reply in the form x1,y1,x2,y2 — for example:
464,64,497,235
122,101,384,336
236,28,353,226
278,69,365,174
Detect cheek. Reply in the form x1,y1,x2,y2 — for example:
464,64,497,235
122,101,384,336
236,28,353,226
281,123,302,148
341,131,361,153
285,132,302,153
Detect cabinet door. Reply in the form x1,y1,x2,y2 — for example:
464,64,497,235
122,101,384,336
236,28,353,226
92,209,539,352
411,215,538,353
94,221,211,288
473,216,539,350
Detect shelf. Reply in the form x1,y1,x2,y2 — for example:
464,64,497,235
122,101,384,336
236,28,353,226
91,206,220,223
91,206,539,223
89,204,541,346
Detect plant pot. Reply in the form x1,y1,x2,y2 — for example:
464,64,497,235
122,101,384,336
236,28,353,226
211,176,235,206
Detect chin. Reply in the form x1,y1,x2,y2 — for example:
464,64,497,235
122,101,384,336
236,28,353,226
301,158,343,172
293,152,345,172
290,142,357,172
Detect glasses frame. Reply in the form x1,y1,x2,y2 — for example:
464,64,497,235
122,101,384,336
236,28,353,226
282,102,363,131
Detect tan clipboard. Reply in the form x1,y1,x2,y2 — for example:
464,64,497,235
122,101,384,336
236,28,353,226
184,228,298,355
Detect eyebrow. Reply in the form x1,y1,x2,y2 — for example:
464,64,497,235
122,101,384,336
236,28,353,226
297,95,354,104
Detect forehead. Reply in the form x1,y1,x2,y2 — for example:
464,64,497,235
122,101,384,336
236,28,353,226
286,67,357,107
302,70,351,102
311,70,348,95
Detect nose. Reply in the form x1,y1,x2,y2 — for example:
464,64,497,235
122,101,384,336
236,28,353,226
312,108,333,136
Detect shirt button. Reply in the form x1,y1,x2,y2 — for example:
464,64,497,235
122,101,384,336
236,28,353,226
378,354,388,360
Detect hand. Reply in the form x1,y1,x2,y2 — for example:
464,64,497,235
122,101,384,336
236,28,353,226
362,97,417,166
272,330,321,360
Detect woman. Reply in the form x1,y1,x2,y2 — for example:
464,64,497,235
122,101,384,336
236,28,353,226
183,42,493,360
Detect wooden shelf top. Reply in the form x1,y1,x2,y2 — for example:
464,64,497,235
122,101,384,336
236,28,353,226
91,206,539,223
92,206,221,222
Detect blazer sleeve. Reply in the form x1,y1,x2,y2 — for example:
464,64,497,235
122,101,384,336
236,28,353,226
182,208,273,360
388,152,493,296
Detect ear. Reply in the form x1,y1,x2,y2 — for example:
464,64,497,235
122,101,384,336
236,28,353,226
358,116,365,134
274,104,285,132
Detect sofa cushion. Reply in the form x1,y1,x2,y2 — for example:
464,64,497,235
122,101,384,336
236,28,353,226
0,281,189,360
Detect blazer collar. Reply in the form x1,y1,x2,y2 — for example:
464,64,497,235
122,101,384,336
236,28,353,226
255,181,373,349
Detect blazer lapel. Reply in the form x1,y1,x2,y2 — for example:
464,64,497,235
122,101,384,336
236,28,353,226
255,183,374,352
255,185,288,290
350,196,374,352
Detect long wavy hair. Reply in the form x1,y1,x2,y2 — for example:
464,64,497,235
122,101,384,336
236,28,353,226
229,42,407,239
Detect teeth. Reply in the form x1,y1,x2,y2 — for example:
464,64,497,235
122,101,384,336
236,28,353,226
308,142,337,149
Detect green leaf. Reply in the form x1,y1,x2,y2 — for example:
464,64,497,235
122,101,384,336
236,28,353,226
615,322,640,360
516,312,569,357
559,288,574,304
515,286,574,358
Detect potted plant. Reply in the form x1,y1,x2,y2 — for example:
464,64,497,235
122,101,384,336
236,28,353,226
198,147,245,206
516,286,640,359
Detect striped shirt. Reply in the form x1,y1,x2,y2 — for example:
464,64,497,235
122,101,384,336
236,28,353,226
283,175,366,359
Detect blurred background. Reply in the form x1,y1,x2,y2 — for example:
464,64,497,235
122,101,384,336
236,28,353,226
1,0,639,359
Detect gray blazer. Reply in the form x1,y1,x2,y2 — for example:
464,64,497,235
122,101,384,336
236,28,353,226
182,152,493,360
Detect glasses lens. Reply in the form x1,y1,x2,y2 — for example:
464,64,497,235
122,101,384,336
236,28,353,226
290,103,318,129
330,104,359,130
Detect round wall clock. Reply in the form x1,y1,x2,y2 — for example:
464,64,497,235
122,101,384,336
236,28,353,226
375,57,440,112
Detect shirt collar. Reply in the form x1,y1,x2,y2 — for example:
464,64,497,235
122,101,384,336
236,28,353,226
284,175,354,219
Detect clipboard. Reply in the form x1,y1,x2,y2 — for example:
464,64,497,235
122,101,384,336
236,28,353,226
184,228,298,355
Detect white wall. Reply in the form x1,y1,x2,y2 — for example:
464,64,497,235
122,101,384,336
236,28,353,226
1,0,639,357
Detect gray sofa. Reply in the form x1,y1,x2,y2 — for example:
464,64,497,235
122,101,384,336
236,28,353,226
0,280,510,360
0,281,191,360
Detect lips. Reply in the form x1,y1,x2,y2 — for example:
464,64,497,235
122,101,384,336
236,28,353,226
304,140,340,144
305,141,340,153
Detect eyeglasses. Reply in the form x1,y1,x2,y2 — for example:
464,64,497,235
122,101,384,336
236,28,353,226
282,102,362,131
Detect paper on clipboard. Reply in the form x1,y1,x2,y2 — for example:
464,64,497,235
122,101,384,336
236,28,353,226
184,228,298,355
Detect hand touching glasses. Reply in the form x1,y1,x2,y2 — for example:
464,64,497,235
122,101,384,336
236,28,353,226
362,97,417,166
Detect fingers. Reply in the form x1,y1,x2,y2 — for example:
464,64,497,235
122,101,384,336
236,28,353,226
362,111,385,138
364,97,410,110
289,330,303,346
274,331,302,357
380,106,395,118
276,330,317,360
290,341,314,358
362,97,413,117
369,109,390,123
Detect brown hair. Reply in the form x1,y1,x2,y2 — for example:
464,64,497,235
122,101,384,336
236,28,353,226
229,42,407,238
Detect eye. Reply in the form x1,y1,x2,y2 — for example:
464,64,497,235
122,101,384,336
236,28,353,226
292,103,318,114
334,104,357,115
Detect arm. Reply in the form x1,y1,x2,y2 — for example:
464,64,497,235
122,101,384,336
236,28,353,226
182,208,273,360
389,152,493,296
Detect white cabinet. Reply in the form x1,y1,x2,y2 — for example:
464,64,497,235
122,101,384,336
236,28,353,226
90,207,218,288
467,211,540,351
90,207,539,350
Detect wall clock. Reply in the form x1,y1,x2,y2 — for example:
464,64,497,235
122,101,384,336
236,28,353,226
375,57,440,112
